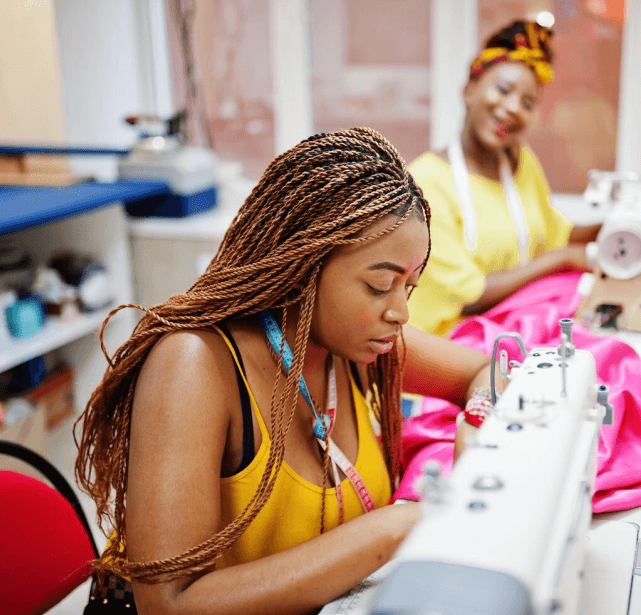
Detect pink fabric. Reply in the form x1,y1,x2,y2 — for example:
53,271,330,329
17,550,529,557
394,272,641,514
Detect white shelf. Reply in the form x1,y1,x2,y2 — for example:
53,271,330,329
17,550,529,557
0,308,111,373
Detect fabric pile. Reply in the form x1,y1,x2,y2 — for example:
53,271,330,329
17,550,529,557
395,272,641,514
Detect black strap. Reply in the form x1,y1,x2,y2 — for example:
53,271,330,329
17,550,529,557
217,324,255,474
349,361,365,396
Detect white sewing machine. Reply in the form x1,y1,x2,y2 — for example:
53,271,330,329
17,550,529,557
321,319,641,615
576,170,641,333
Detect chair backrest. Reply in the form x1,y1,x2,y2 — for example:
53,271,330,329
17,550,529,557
0,440,99,615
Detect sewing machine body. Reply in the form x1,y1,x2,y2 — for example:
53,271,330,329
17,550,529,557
368,327,613,615
576,170,641,333
576,266,641,332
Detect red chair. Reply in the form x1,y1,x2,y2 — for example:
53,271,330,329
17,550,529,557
0,440,99,615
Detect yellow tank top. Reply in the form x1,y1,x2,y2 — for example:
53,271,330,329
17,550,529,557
216,327,392,569
105,328,391,572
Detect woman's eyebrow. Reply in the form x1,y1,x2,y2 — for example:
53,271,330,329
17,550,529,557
368,262,406,274
367,262,423,275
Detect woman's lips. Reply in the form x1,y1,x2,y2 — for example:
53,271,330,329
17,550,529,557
490,115,519,138
368,339,395,354
495,124,508,137
492,118,509,137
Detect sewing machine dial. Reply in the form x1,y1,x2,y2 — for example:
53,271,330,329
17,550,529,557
494,389,558,424
599,230,641,280
493,350,583,425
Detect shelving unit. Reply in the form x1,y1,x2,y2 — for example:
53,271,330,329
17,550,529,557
1,181,169,419
0,307,112,374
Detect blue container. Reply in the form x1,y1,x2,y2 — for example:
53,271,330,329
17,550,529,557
8,356,47,392
6,295,46,339
124,187,217,218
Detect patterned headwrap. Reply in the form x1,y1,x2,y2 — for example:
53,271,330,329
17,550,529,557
469,21,554,86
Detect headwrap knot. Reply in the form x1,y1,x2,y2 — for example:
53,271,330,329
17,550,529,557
469,21,554,86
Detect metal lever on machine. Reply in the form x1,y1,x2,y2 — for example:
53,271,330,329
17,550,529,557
490,333,529,404
499,351,523,381
499,350,509,380
597,384,614,426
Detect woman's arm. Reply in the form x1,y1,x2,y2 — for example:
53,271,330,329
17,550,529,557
127,330,420,615
402,325,505,464
568,224,600,244
401,324,491,406
137,503,418,615
461,244,591,316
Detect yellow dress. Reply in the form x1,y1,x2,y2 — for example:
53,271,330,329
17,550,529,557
408,146,572,336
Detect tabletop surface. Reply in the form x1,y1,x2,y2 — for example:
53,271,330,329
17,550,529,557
0,180,170,234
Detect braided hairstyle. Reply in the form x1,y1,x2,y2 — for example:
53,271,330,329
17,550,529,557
74,126,430,584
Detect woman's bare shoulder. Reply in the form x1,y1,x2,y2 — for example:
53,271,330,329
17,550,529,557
132,328,239,424
141,328,234,379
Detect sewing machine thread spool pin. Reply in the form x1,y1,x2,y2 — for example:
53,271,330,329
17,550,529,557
558,318,576,398
557,318,576,357
560,333,568,397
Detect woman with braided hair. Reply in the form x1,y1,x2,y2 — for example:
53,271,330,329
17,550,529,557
408,20,601,338
75,126,493,614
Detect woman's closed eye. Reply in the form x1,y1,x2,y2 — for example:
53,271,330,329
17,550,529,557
367,283,390,296
522,96,537,111
366,282,417,297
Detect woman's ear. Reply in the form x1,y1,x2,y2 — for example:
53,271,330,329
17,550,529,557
462,80,475,109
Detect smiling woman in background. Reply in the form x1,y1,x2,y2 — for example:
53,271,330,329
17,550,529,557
408,20,601,337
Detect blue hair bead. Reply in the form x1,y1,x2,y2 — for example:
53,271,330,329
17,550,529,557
313,414,331,440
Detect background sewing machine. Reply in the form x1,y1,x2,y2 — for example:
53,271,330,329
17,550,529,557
575,170,641,333
321,319,640,615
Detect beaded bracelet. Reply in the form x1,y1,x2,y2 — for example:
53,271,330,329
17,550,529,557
463,387,493,427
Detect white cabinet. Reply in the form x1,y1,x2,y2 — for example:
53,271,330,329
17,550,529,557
128,172,249,308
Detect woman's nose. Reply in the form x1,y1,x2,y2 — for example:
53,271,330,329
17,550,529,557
384,292,410,325
504,93,523,116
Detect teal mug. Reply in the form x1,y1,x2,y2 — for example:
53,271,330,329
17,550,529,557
6,294,46,339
